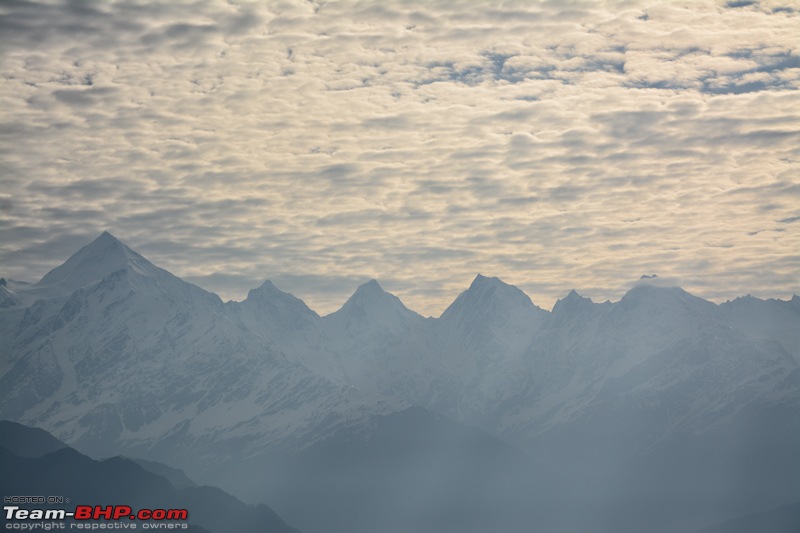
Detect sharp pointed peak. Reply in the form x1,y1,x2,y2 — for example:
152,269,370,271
561,289,592,303
552,289,594,315
246,279,282,299
330,278,421,322
352,278,386,296
97,230,118,240
440,273,543,321
37,232,159,291
342,279,397,308
87,230,126,247
465,274,533,299
83,230,122,246
468,273,508,290
242,279,318,318
246,279,310,303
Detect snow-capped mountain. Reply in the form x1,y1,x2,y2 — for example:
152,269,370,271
325,279,424,334
0,233,403,463
38,231,163,289
0,233,550,533
435,274,548,379
225,279,330,376
2,233,799,533
505,279,799,449
719,294,800,360
439,274,549,344
373,274,552,432
497,279,800,531
234,279,320,338
317,278,432,390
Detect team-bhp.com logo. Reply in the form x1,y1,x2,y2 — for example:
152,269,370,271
4,505,189,529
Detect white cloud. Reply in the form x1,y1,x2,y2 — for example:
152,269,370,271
0,0,798,315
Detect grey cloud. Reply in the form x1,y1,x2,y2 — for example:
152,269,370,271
316,209,386,227
547,186,587,202
140,22,218,47
591,110,666,140
726,0,758,8
26,177,145,201
496,195,540,206
319,163,360,180
51,86,118,107
361,115,410,129
1,229,109,283
38,207,105,221
1,0,798,314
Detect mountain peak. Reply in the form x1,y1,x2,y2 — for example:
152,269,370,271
36,232,160,293
82,231,126,255
621,282,683,302
343,279,397,309
245,279,316,311
440,274,546,322
328,279,421,326
563,289,589,303
250,279,280,295
461,274,528,299
618,282,719,319
552,289,594,316
469,273,502,290
96,230,120,243
354,278,384,296
240,279,319,327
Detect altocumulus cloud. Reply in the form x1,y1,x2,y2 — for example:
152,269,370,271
0,0,797,315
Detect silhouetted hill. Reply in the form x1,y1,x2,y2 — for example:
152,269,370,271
0,420,67,457
0,421,299,533
128,457,199,490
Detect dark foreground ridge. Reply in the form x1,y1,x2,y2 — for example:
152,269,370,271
0,421,300,533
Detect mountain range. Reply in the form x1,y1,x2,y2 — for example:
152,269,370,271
2,232,799,533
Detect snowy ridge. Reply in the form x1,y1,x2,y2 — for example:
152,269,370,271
324,279,424,334
2,233,799,533
0,233,406,467
720,294,800,360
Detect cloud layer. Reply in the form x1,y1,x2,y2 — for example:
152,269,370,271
1,0,798,315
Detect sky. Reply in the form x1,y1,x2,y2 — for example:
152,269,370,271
1,0,798,316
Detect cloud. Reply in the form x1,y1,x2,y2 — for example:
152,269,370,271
0,0,798,315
